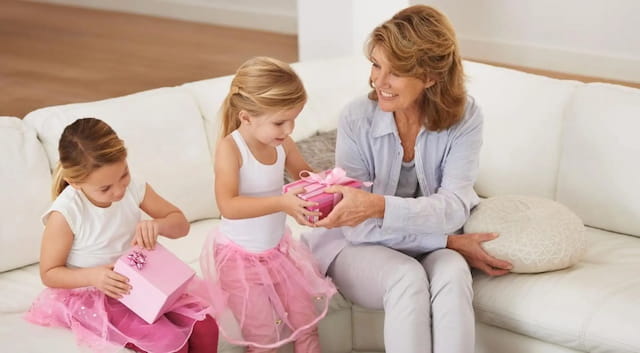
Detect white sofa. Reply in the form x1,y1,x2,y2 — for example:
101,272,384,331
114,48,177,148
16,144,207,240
1,56,639,353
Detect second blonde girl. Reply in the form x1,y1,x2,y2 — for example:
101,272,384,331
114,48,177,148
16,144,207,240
200,57,336,353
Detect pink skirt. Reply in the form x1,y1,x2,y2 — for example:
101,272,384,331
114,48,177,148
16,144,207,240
24,285,211,353
200,227,336,349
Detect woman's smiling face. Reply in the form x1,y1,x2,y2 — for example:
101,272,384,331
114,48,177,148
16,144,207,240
369,45,433,114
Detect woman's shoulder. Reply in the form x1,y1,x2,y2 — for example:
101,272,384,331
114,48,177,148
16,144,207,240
451,94,483,129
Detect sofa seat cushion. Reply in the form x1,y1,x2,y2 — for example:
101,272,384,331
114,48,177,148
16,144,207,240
473,227,640,353
464,195,587,273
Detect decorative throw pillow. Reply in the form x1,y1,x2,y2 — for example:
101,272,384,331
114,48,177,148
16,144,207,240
286,129,337,183
463,195,587,273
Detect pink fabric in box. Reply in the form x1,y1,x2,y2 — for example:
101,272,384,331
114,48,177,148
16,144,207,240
114,243,195,324
283,168,367,223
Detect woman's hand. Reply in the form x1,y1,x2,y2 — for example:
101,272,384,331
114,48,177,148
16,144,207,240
281,186,322,227
132,220,159,250
315,185,384,228
89,264,131,299
447,233,512,276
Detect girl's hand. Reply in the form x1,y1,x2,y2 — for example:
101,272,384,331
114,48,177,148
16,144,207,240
132,220,159,250
281,186,322,227
90,264,131,299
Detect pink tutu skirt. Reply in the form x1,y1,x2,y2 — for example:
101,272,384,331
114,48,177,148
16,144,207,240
24,285,210,353
200,227,336,349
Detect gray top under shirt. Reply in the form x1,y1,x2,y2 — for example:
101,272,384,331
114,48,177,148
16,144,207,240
396,159,422,198
302,95,483,274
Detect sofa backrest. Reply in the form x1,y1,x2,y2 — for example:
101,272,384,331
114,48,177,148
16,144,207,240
465,61,640,238
557,83,640,237
182,56,371,151
464,61,581,200
23,87,218,223
0,117,52,272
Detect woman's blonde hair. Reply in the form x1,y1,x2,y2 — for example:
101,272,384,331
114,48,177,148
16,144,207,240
220,56,307,137
366,5,466,131
51,118,127,199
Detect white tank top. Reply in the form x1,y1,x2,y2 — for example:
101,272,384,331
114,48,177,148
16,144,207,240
218,130,287,252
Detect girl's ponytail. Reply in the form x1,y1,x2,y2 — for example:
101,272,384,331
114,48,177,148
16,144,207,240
51,163,69,199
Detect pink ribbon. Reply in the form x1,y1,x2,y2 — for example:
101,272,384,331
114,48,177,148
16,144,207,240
127,249,147,270
300,168,349,185
299,167,372,187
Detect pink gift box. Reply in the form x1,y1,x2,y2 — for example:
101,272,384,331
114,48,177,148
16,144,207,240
283,168,366,223
113,243,195,324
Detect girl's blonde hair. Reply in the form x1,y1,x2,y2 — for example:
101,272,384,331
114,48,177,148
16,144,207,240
51,118,127,199
366,5,466,131
220,56,307,137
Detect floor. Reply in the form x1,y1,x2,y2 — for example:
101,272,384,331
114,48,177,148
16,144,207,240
0,0,298,118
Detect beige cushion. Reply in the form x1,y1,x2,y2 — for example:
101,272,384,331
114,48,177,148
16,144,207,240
464,195,586,273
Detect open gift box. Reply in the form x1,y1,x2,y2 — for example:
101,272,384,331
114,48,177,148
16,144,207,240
283,168,369,223
113,243,195,324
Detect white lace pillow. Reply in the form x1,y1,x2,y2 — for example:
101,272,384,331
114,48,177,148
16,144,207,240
463,195,587,273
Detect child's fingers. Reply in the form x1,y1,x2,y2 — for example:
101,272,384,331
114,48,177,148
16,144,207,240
300,200,319,209
142,225,153,249
294,213,315,227
104,289,122,299
287,186,307,195
109,270,129,284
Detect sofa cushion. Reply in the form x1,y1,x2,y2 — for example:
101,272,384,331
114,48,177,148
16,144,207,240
22,87,217,222
464,195,586,273
473,227,640,353
556,83,640,238
464,61,580,199
0,117,51,272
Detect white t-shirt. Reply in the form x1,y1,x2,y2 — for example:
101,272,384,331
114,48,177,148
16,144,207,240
42,177,147,268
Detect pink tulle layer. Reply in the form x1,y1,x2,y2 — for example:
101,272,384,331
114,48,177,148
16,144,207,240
24,286,210,353
200,228,336,349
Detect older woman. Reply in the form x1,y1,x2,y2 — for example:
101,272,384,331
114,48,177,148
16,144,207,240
303,5,512,353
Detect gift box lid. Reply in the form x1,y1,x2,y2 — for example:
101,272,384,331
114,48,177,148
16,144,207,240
114,243,195,323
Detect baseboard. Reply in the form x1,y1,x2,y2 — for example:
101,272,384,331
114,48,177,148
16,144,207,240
28,0,297,34
459,35,640,84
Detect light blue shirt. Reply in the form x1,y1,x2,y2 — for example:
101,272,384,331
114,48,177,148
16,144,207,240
303,95,483,274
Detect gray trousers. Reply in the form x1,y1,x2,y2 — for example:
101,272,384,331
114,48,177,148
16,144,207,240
328,245,474,353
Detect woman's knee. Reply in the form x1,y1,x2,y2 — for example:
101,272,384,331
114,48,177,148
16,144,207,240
423,249,472,292
386,257,430,297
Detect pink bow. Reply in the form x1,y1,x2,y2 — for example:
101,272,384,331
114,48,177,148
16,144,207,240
300,167,351,186
300,167,372,188
127,249,147,270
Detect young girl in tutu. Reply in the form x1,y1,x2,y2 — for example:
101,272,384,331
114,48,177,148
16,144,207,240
200,56,336,353
25,117,218,353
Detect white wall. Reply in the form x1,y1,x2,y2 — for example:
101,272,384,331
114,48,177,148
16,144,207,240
297,0,410,61
31,0,298,34
412,0,640,82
